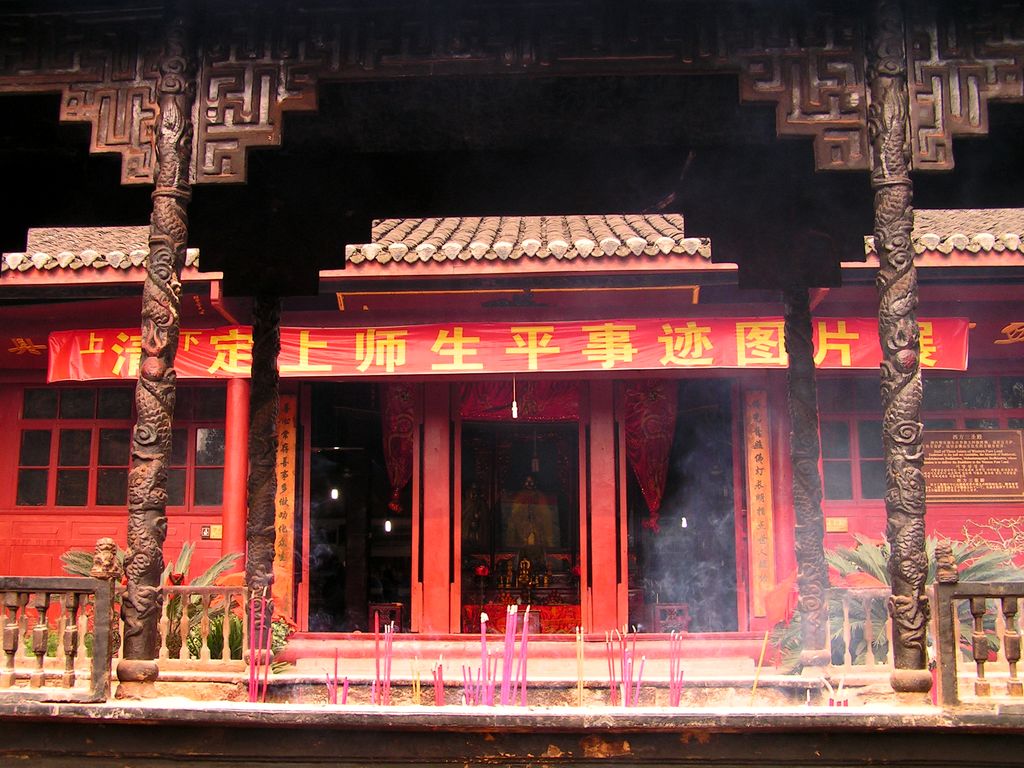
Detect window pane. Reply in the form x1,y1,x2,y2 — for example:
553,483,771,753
59,389,96,418
860,460,886,499
852,378,879,412
58,429,92,466
98,428,131,466
960,377,997,410
23,389,57,419
175,387,194,420
1002,377,1024,410
194,468,224,506
168,468,186,506
98,388,133,419
857,420,884,459
823,462,853,500
194,388,226,420
965,418,1000,430
820,421,850,459
195,428,225,466
923,377,957,411
816,379,846,413
16,469,48,505
925,419,957,431
171,429,188,466
19,430,51,466
96,468,128,505
56,469,88,505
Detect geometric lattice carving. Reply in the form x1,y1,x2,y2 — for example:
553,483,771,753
0,13,160,184
731,8,869,171
908,1,1024,170
192,2,874,183
8,2,1024,183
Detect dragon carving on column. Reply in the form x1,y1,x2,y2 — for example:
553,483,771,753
121,4,194,669
246,295,281,632
868,0,931,693
783,288,830,666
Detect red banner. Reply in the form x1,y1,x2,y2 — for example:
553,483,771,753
48,317,970,382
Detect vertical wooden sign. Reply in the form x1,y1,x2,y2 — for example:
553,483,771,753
743,390,776,617
273,394,297,617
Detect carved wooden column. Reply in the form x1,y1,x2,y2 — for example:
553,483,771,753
868,0,931,694
117,3,195,697
246,295,281,637
782,287,830,668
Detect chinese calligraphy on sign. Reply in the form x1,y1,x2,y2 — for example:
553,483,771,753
46,316,970,382
272,395,297,617
744,390,776,618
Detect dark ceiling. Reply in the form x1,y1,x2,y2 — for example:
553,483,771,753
2,73,1023,295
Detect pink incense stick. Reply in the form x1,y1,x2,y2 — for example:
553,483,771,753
518,605,530,706
374,611,380,705
259,591,271,703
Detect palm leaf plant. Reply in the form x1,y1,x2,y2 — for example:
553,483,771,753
772,535,1024,672
61,541,242,658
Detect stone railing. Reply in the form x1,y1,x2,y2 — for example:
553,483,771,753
828,587,894,672
0,577,115,702
157,584,247,670
932,578,1024,706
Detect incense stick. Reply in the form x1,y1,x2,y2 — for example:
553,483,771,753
749,628,771,706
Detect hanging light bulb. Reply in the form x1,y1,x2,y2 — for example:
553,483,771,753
511,376,518,419
384,519,393,533
330,488,339,500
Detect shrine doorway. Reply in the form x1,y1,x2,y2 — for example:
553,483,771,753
459,420,581,634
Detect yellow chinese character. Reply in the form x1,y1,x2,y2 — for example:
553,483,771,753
919,321,937,368
7,337,46,356
280,330,332,373
431,327,484,371
736,322,786,366
181,330,202,352
355,328,408,373
110,332,142,376
814,320,859,367
996,322,1024,345
208,328,253,374
581,322,637,369
505,326,560,370
79,332,105,355
658,321,714,366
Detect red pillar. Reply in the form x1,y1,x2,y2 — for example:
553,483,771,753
588,381,622,633
223,377,250,560
420,382,452,633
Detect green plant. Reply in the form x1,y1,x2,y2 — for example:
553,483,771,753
186,613,292,662
61,541,242,658
772,535,1024,672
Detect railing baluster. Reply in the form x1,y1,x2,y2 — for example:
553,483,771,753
76,604,89,665
841,594,853,669
971,597,991,697
62,592,80,687
158,608,170,661
200,594,212,662
178,595,190,661
864,596,877,667
1003,597,1022,697
220,592,232,662
16,599,31,664
1,591,22,688
30,592,50,688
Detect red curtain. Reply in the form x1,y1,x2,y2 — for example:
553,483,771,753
381,383,418,512
622,380,678,533
458,381,580,421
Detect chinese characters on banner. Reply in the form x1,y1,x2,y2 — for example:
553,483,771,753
272,395,297,618
744,391,776,618
47,317,970,381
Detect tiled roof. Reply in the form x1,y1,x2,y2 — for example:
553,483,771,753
864,208,1024,257
2,226,200,274
344,215,711,266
